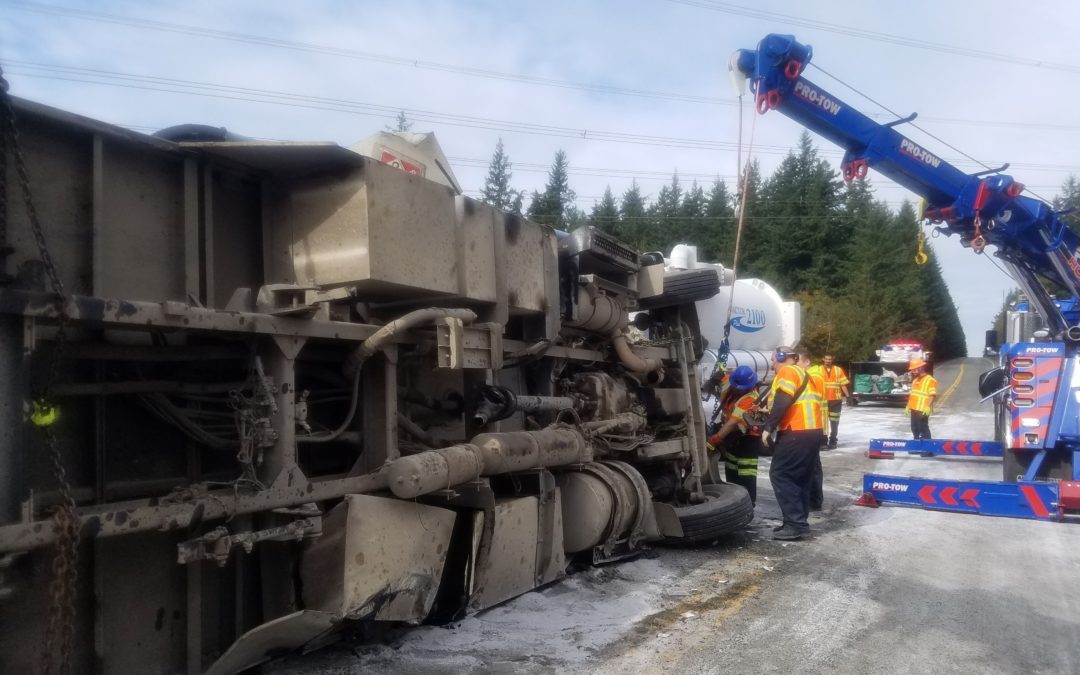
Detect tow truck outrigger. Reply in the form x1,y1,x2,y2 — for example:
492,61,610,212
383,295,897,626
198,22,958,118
732,34,1080,521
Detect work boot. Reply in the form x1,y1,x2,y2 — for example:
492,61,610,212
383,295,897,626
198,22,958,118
772,526,805,541
827,439,838,450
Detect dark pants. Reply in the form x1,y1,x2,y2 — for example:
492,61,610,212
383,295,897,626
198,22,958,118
723,434,761,505
910,411,932,440
810,450,824,509
769,429,821,530
826,400,842,443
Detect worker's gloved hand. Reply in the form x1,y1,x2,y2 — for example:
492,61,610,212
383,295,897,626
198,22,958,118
922,411,930,419
847,396,856,406
706,433,721,451
761,429,776,450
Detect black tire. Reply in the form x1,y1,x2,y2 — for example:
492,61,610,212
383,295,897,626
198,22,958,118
666,483,754,545
638,268,721,309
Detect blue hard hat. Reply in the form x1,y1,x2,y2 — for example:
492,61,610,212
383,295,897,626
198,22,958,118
729,365,758,390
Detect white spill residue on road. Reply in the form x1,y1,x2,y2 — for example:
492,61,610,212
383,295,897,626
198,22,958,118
274,358,1080,675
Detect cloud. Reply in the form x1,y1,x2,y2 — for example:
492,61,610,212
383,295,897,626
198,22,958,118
1,0,1075,355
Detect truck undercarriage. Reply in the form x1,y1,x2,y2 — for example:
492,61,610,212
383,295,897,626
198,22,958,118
0,97,751,674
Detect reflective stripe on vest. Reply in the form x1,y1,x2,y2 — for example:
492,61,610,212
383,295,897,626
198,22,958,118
908,374,937,413
771,365,825,431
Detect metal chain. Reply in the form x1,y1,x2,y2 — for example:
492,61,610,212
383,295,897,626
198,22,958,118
0,64,79,675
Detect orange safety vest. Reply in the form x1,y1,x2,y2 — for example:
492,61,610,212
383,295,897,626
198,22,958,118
769,364,824,431
723,391,762,437
809,364,850,402
908,373,938,413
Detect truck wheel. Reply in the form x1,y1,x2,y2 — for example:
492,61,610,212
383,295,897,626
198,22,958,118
666,483,753,545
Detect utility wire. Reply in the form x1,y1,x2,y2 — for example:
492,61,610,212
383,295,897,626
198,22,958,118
3,1,1077,133
809,62,1057,204
3,0,731,106
666,0,1080,76
7,62,1078,175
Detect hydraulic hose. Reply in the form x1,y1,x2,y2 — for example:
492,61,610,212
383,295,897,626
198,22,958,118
301,307,477,444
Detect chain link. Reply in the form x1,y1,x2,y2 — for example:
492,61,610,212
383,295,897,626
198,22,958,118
0,64,79,675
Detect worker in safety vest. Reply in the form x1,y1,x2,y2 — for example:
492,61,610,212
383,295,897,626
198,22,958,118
800,351,828,511
762,346,824,540
808,353,850,449
706,365,764,506
906,358,937,439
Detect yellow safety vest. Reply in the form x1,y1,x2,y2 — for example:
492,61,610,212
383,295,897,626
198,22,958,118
908,374,938,413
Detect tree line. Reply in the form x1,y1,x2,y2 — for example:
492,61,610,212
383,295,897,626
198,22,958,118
479,131,969,362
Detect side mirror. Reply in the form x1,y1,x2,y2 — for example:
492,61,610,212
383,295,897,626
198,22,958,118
978,367,1008,399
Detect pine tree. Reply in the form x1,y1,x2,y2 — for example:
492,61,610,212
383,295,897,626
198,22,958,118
386,110,413,132
480,139,521,212
757,131,843,293
680,181,707,251
1054,175,1080,233
617,180,649,248
527,150,575,229
589,187,620,234
645,171,683,252
701,178,734,263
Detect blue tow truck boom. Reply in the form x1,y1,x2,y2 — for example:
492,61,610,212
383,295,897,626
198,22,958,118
732,34,1080,520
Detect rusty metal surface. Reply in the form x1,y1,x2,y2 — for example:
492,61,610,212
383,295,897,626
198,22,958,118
0,472,387,554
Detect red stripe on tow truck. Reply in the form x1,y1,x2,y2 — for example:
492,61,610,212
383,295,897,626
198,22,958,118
942,441,954,454
939,487,959,506
971,442,983,456
960,489,980,508
1020,485,1050,518
918,486,937,504
956,442,969,455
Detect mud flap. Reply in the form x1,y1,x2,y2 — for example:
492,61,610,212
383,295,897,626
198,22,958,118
652,501,684,538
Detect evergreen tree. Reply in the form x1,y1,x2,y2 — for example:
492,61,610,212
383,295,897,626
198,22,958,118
617,180,649,248
680,181,707,251
729,160,766,276
386,110,413,132
756,131,843,293
589,187,620,234
702,177,734,263
647,172,683,251
527,150,575,229
480,138,521,212
1054,174,1080,233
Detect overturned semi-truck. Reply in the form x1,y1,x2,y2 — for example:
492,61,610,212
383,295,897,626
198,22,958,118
0,97,755,674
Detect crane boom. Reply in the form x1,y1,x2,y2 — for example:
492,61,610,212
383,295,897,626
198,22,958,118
733,34,1079,337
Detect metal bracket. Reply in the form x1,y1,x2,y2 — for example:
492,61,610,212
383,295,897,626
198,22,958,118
177,515,322,566
436,319,503,369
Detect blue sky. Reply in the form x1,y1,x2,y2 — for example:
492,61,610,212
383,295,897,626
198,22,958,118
2,0,1078,355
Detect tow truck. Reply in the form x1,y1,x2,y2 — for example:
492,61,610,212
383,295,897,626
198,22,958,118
732,34,1080,522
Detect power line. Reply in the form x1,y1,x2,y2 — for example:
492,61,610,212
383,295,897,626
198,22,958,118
666,0,1080,75
7,61,1080,176
3,0,731,106
4,1,1078,134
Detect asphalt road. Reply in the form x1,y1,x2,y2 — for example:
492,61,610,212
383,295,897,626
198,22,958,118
271,357,1080,675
